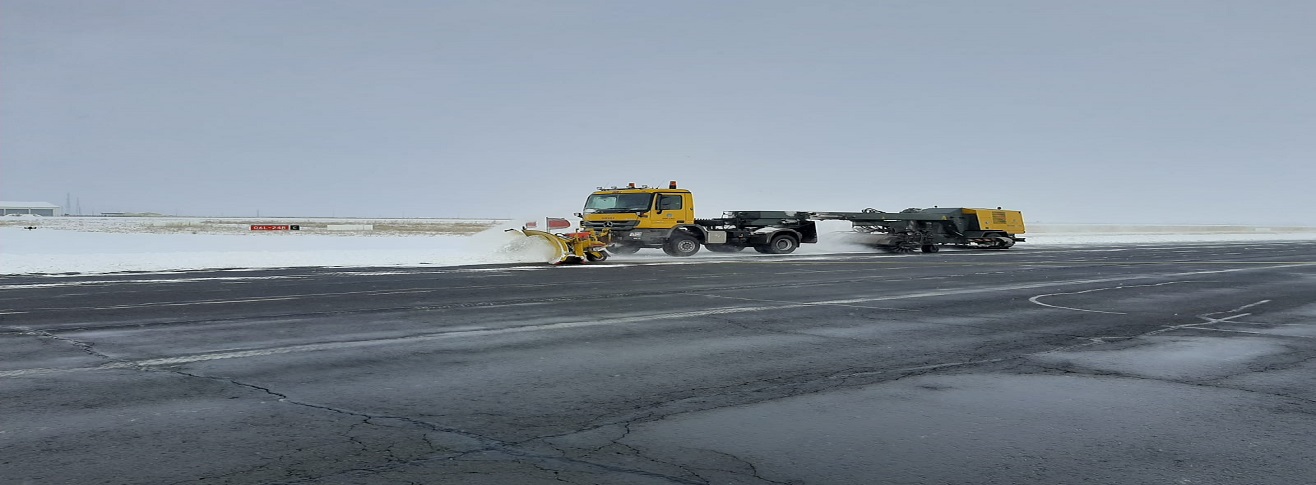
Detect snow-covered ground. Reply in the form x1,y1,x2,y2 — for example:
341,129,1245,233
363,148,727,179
2,217,1315,275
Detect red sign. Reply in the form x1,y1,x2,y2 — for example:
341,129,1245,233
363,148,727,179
525,218,571,230
251,225,290,231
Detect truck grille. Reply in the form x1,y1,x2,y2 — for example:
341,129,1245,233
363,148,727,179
583,220,639,231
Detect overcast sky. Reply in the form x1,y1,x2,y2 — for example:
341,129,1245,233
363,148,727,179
2,1,1312,224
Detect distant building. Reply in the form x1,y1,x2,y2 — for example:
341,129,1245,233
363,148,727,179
0,201,62,217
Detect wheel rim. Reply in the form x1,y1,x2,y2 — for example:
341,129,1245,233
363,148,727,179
678,239,698,253
773,238,794,252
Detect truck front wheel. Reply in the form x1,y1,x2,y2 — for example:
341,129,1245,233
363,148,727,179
663,233,701,257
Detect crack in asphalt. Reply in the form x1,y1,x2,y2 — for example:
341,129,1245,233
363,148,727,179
5,325,114,359
688,447,795,485
144,369,714,485
593,422,712,485
171,371,503,447
1027,361,1316,410
1017,301,1316,408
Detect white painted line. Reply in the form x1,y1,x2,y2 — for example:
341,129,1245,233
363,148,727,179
0,275,308,290
0,367,101,378
1028,295,1128,315
1026,281,1199,315
827,358,1011,379
1178,326,1312,339
703,294,918,312
1223,300,1271,313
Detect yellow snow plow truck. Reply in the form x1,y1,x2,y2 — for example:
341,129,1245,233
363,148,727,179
508,181,1025,264
578,181,819,256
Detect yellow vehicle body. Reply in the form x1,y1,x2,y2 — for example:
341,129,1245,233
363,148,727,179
961,208,1027,235
581,186,696,231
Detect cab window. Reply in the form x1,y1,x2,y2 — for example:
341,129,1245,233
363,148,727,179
658,194,683,210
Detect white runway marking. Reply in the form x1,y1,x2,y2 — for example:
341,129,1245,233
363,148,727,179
0,275,309,290
1027,281,1196,315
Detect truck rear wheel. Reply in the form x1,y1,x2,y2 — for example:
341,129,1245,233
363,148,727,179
755,233,799,254
662,233,701,257
982,233,1015,249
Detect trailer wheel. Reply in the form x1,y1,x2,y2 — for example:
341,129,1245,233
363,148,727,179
921,244,939,253
761,233,799,254
662,233,701,257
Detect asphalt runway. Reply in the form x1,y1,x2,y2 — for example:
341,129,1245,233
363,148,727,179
3,241,1315,484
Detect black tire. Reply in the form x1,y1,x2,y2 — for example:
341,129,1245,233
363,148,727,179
662,233,701,257
762,233,799,254
921,244,939,253
771,233,800,254
585,251,608,262
981,233,1014,249
705,244,745,253
609,243,640,255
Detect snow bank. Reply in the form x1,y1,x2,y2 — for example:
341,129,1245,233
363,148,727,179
0,224,558,275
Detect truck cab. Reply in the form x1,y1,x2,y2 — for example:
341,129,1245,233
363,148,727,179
581,183,693,233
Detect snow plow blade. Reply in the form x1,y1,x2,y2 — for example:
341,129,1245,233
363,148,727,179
506,228,610,265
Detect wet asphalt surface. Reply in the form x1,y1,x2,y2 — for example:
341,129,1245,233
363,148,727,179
2,241,1315,485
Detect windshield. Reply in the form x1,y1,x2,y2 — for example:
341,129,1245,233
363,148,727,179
583,193,653,213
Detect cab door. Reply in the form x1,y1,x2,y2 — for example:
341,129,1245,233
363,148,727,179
654,193,693,228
